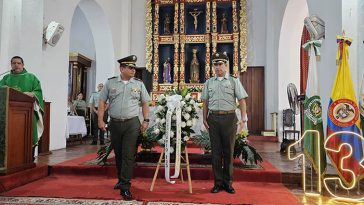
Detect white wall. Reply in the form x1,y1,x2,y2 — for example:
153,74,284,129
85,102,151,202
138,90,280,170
0,0,23,73
247,0,266,66
131,0,147,67
70,7,95,59
265,0,287,131
342,0,358,93
358,1,364,91
0,0,3,58
42,0,80,150
112,0,131,64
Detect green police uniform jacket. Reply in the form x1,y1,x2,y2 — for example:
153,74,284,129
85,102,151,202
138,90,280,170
99,75,151,119
201,72,248,111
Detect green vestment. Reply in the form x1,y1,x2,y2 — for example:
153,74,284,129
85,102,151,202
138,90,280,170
0,69,44,145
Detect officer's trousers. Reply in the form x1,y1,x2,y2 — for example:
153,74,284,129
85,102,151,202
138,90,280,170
207,112,237,187
91,109,108,143
109,117,140,190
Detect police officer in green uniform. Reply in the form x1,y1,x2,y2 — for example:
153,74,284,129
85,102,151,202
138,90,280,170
89,83,108,145
98,55,151,200
201,52,248,194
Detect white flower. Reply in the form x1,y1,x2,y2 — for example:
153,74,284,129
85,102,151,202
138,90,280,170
181,101,186,106
189,99,195,104
153,128,160,135
169,146,174,154
185,93,191,100
157,105,164,111
170,131,174,137
181,122,186,128
185,106,192,112
155,118,160,123
186,120,192,127
158,138,165,144
183,113,190,120
160,118,166,124
172,115,176,120
183,136,190,141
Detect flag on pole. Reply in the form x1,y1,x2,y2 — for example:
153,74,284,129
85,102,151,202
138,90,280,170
326,36,364,186
359,73,364,134
302,40,326,174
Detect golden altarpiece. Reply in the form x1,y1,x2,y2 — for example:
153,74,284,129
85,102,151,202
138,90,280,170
145,0,247,100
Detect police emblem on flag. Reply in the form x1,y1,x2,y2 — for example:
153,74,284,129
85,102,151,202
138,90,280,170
305,96,322,125
329,99,359,127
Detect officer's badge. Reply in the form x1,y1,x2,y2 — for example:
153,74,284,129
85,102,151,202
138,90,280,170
132,88,141,93
304,96,322,125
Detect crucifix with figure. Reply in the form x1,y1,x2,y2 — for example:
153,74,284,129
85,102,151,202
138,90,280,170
189,9,202,31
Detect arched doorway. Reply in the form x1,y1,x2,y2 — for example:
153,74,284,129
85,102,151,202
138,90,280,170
69,0,115,100
278,0,308,139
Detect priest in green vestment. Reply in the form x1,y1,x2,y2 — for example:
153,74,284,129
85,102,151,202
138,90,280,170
0,56,44,146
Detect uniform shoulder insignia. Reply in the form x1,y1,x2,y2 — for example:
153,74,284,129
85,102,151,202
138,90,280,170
133,77,142,81
108,76,117,80
230,74,237,78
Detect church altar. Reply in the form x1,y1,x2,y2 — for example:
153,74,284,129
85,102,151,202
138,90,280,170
145,0,248,101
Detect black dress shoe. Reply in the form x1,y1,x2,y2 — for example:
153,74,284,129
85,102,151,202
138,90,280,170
114,181,121,189
120,189,133,200
210,185,223,193
225,185,235,194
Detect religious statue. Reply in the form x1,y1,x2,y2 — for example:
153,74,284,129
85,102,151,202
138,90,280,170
164,13,171,35
163,58,172,83
221,12,228,34
190,48,200,83
189,9,202,31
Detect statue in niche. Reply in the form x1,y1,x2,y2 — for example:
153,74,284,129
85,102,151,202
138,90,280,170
163,58,172,83
221,12,228,34
189,9,202,31
190,48,200,83
164,13,171,35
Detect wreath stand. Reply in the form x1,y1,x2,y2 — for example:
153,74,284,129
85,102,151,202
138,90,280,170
150,146,193,194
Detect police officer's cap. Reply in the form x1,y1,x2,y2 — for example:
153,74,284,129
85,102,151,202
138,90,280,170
211,52,228,64
117,55,137,67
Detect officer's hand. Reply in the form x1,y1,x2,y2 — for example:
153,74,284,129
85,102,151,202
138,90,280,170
141,121,149,133
237,121,247,133
99,121,106,131
203,120,209,129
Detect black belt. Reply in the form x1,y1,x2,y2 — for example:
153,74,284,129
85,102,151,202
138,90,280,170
210,110,235,115
110,116,137,122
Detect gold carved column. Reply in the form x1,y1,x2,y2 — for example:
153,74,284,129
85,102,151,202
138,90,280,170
232,0,239,76
239,0,247,72
179,2,186,86
145,0,153,73
152,3,160,91
205,1,211,80
173,2,180,86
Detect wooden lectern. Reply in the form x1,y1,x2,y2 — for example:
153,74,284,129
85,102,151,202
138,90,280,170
0,87,35,174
